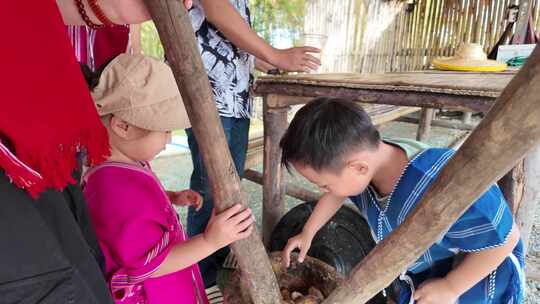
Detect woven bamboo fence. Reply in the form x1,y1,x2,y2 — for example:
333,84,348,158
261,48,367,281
305,0,540,73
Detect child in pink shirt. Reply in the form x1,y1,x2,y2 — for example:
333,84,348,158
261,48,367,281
82,54,254,304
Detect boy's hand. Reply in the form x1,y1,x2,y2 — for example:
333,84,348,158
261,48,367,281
203,204,254,249
413,278,460,304
270,47,321,73
169,190,203,211
282,231,314,268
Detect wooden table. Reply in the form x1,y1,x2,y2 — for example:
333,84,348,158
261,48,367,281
253,71,518,245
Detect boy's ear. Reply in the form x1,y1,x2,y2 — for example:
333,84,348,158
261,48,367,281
347,159,369,175
109,116,130,139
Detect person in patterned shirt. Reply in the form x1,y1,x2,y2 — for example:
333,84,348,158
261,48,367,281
186,0,321,301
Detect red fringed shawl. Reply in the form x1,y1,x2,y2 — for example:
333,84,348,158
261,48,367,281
0,1,110,198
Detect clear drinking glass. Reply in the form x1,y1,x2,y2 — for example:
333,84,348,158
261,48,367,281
298,33,328,72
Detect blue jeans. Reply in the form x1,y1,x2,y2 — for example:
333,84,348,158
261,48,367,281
186,116,250,288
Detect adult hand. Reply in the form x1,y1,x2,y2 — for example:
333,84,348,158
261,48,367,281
281,231,314,268
269,47,321,73
203,204,254,249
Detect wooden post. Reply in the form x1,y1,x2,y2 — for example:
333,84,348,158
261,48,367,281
498,162,525,215
143,1,281,303
516,145,540,252
323,44,540,304
416,108,435,141
512,0,531,44
462,111,473,124
262,96,288,247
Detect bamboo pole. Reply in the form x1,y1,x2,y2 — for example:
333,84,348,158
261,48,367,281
323,43,540,304
143,1,281,303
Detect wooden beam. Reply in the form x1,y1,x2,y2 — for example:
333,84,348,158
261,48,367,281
369,107,421,126
262,99,288,247
416,108,435,141
323,44,540,304
397,116,478,131
245,169,321,203
254,84,495,112
516,145,540,252
143,1,281,303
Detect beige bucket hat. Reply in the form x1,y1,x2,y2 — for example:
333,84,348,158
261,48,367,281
432,43,507,72
91,54,191,131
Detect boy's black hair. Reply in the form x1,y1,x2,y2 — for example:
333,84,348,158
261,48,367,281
280,97,380,172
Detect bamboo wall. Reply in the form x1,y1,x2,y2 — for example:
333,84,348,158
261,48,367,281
305,0,540,73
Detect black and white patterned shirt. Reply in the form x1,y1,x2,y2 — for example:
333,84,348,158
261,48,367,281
189,0,255,119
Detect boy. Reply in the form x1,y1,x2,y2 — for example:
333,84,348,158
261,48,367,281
186,0,321,298
280,98,524,304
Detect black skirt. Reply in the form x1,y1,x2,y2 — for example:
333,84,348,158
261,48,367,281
0,169,113,304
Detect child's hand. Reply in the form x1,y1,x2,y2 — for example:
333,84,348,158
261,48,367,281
413,278,460,304
203,204,254,249
281,231,314,268
270,47,321,72
169,190,203,211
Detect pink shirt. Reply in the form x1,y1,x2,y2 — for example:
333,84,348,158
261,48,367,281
83,162,208,304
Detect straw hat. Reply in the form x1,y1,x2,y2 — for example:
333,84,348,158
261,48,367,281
432,43,507,72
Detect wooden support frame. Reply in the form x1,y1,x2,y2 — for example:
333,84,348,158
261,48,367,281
262,96,289,247
462,112,473,124
397,116,478,131
144,1,281,302
245,169,321,203
255,83,494,112
515,145,540,252
323,44,540,304
416,108,435,141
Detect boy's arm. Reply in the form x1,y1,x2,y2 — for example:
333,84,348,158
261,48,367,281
282,193,346,267
200,0,320,72
303,192,346,236
414,224,520,304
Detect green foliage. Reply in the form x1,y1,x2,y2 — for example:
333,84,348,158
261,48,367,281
250,0,305,44
140,1,305,57
141,21,164,60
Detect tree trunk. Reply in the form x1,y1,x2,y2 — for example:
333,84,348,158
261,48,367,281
324,44,540,304
143,1,281,303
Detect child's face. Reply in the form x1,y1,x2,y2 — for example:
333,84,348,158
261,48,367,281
107,116,173,163
129,130,172,162
293,160,372,198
